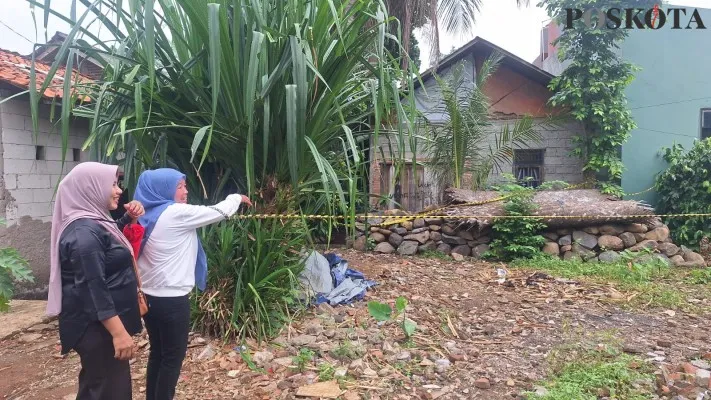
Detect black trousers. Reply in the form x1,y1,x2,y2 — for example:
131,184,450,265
74,322,132,400
144,294,191,400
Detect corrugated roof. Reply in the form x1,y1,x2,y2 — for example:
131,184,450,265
0,48,92,99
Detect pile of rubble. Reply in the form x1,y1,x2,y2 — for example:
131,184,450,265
656,357,711,399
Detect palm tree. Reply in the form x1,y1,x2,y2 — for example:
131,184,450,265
387,0,530,71
426,52,542,190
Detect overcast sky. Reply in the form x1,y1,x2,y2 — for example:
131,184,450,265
1,0,709,72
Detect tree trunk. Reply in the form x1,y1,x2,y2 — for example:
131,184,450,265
400,1,412,72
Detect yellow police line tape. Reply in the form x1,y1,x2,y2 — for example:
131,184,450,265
231,212,711,221
229,183,667,225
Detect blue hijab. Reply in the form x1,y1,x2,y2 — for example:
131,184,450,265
133,168,208,291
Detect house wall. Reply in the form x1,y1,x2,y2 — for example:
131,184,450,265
619,7,711,205
0,91,90,298
370,52,584,211
370,116,585,210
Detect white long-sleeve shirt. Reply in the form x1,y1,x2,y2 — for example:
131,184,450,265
137,194,242,297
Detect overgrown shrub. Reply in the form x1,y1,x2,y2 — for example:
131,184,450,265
655,140,711,248
485,176,547,261
0,219,34,311
191,217,307,341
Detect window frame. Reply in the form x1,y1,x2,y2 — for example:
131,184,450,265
701,108,711,139
513,149,545,188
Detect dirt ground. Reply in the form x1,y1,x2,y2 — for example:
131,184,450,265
2,249,711,399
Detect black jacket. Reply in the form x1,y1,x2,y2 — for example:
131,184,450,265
58,214,142,354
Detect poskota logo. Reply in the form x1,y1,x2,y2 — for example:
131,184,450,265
564,6,706,30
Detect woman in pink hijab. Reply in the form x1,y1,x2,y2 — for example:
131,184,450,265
48,162,145,400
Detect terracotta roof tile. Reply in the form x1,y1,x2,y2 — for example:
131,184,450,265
0,48,93,100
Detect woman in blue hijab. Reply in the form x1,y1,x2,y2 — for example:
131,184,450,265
133,168,251,400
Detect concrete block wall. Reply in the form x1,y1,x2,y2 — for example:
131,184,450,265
0,94,90,298
0,97,90,224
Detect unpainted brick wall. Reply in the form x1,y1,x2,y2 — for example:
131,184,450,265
0,95,90,297
0,97,90,224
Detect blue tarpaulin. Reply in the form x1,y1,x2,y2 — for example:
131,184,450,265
299,251,377,306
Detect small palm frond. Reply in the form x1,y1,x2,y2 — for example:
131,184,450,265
437,0,483,36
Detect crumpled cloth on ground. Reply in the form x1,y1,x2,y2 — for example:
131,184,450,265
299,251,376,306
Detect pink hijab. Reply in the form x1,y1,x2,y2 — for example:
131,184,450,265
47,162,134,316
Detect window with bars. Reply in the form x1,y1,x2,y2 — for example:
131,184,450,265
513,149,544,188
701,109,711,139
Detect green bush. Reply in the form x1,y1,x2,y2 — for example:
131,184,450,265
485,176,547,261
655,140,711,248
191,217,307,341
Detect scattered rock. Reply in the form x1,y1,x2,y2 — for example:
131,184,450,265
572,243,596,260
398,241,420,256
583,226,599,235
683,251,706,267
451,253,464,262
474,377,491,389
458,230,475,241
437,243,452,254
572,231,598,250
253,351,274,367
543,232,559,241
623,344,646,354
396,352,411,361
441,225,456,235
598,251,622,263
419,241,438,252
435,359,451,374
442,234,467,246
404,231,430,244
599,224,625,236
542,242,560,256
619,232,637,248
369,232,386,243
645,226,670,242
27,324,54,333
391,227,408,235
625,223,648,233
291,335,317,347
374,242,395,254
472,244,490,258
388,233,404,248
658,242,680,257
558,235,572,246
295,381,342,398
197,344,216,361
629,240,658,252
227,370,239,378
670,255,685,266
598,235,624,251
451,245,471,257
18,333,42,343
691,360,711,370
353,236,367,251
